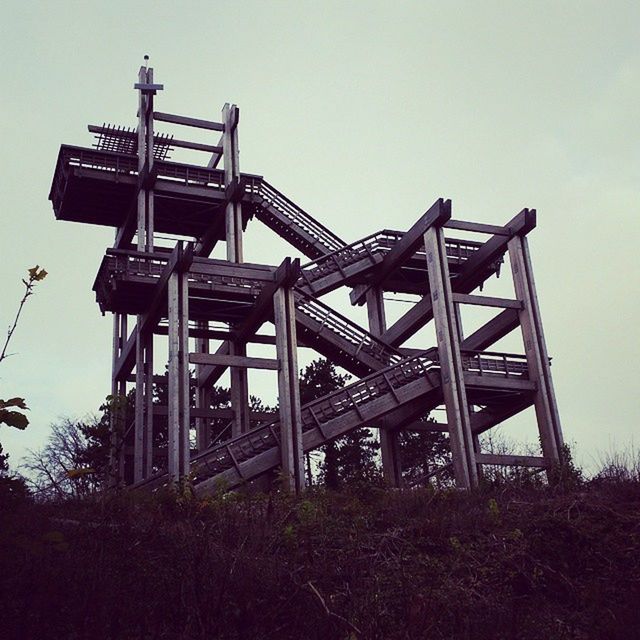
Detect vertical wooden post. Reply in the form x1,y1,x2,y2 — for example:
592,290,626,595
144,67,155,252
167,258,190,483
365,288,402,486
454,301,483,481
109,313,128,487
274,286,305,493
222,103,243,262
134,334,145,483
133,64,156,483
143,333,154,477
424,205,477,489
222,102,250,437
508,235,563,462
195,320,210,452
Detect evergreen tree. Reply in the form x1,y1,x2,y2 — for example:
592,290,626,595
299,358,380,488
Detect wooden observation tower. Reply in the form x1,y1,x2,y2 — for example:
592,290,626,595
49,63,563,494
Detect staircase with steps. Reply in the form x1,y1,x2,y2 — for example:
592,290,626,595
296,230,490,298
244,176,347,259
135,348,530,494
293,287,403,377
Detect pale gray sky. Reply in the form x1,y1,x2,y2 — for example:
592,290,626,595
1,0,638,473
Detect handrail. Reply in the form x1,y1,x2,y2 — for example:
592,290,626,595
294,287,402,367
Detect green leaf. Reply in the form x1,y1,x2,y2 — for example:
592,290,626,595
0,409,29,430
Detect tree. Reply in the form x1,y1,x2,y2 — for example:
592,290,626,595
24,379,272,498
24,418,104,499
0,266,47,503
0,265,47,430
299,358,380,489
397,420,452,487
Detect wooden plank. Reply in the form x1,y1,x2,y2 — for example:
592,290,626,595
350,199,451,305
365,287,401,486
461,309,520,352
165,138,223,154
399,420,449,432
155,325,278,344
452,293,522,309
424,226,477,489
509,235,563,462
167,270,190,479
88,126,221,153
274,286,305,493
464,374,536,392
153,406,275,421
188,353,279,370
153,111,224,131
470,396,533,435
444,220,508,235
475,453,549,468
381,208,536,347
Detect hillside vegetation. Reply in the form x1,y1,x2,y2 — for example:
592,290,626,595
2,475,639,640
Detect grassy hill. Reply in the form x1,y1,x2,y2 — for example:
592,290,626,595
1,476,639,639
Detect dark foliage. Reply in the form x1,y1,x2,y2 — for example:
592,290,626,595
2,479,639,640
299,359,380,488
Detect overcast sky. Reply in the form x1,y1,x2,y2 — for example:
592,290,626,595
1,0,638,473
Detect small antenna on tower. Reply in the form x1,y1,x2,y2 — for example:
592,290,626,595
144,54,149,68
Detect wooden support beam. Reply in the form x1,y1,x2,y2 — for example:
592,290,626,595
381,208,536,347
88,125,222,154
155,324,278,345
424,224,477,489
470,396,534,435
221,103,250,437
207,133,225,169
365,287,402,487
444,220,509,235
350,199,451,306
109,313,128,487
460,309,520,352
153,111,225,131
167,269,190,482
452,293,522,309
153,405,275,421
112,242,193,382
195,259,300,388
274,285,305,493
165,138,223,154
509,235,563,462
475,453,548,468
397,420,449,433
189,353,279,370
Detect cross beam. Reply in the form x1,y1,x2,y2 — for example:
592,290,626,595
349,198,451,305
381,209,536,347
113,242,193,381
197,257,301,388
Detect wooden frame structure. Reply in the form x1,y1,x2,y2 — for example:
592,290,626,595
49,63,563,494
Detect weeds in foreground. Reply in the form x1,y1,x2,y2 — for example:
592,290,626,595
1,475,639,640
